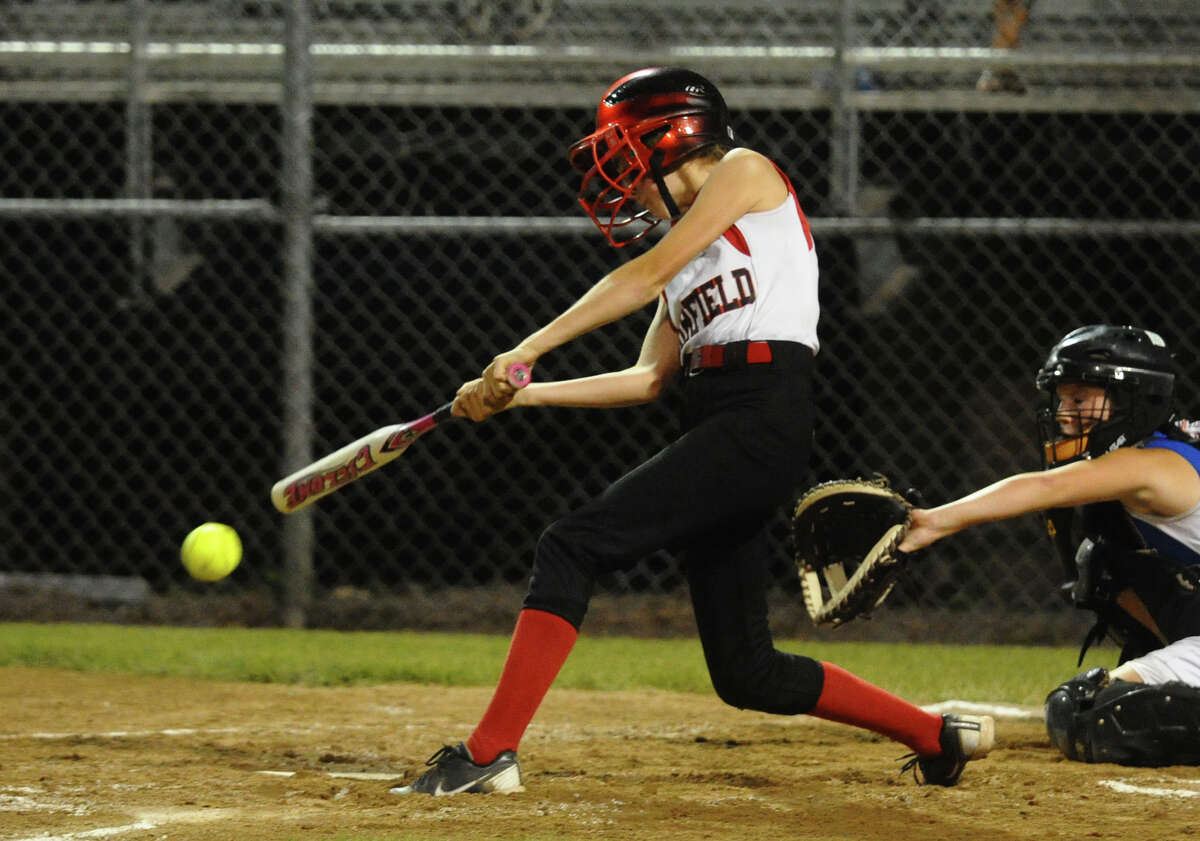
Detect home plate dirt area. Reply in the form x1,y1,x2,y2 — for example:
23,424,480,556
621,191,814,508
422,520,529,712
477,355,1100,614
2,667,1199,841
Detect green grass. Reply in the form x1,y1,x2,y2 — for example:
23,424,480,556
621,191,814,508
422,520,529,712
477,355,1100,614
0,622,1117,707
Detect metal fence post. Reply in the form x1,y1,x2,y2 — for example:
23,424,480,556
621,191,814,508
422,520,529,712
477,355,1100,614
280,0,316,628
124,0,151,304
829,0,859,215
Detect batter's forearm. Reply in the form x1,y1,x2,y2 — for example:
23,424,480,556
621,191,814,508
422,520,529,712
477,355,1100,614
522,268,665,357
512,367,666,408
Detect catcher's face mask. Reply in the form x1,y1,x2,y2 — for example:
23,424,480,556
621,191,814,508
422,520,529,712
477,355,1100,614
1035,324,1177,469
1038,383,1112,467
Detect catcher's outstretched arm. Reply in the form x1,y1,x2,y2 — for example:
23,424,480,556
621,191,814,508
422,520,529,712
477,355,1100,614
899,447,1199,552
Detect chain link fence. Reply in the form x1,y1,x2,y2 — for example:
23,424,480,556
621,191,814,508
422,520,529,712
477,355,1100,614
2,0,1198,642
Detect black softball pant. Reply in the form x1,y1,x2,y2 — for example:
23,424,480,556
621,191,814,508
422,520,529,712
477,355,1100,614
523,345,826,715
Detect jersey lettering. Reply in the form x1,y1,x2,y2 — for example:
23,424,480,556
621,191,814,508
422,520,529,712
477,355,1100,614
676,268,757,342
663,165,820,354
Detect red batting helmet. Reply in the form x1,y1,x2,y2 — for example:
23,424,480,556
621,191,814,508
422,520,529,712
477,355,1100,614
567,67,736,247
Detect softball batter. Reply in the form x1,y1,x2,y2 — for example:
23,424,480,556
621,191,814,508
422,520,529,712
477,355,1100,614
392,67,992,795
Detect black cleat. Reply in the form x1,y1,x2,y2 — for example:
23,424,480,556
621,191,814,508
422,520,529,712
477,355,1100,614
902,714,995,786
389,742,524,796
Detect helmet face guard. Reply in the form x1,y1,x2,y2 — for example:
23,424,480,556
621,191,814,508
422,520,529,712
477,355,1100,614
1036,388,1109,469
568,122,660,246
567,67,735,247
1035,325,1176,469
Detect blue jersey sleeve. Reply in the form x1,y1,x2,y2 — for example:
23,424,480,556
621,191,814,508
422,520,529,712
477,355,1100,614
1143,433,1200,479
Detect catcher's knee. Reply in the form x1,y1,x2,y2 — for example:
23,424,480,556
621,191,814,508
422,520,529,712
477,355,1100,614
1045,668,1200,766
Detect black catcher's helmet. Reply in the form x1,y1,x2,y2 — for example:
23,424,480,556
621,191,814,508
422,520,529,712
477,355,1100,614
1036,325,1176,467
566,67,736,246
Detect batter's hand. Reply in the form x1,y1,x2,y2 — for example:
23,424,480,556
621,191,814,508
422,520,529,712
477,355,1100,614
452,378,512,422
481,347,538,405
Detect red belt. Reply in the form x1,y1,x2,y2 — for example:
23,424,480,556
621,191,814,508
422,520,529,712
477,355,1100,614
686,341,774,376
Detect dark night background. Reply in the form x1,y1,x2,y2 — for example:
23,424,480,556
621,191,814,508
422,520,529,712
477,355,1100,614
3,97,1197,630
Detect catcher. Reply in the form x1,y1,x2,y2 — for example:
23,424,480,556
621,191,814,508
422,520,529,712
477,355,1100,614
391,67,993,796
899,325,1200,766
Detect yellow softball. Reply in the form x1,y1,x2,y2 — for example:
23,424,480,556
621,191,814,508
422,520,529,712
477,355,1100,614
180,522,243,582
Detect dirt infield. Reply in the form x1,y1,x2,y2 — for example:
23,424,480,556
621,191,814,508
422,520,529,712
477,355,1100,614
2,667,1199,841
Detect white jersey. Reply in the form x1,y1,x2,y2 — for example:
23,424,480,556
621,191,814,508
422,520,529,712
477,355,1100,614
1129,499,1200,561
662,169,819,359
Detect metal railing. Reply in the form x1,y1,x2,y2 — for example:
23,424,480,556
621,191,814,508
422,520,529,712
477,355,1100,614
2,0,1197,639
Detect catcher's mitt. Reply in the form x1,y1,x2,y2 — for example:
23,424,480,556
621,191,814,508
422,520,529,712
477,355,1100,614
792,477,913,627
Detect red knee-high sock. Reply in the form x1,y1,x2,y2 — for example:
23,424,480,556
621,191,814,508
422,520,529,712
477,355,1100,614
810,662,944,756
466,608,578,765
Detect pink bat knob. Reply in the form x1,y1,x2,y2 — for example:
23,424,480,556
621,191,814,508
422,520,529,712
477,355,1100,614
506,362,532,388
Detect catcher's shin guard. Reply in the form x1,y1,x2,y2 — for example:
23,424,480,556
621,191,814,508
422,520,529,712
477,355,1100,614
1045,669,1200,766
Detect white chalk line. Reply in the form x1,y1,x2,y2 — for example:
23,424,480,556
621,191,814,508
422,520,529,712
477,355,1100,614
256,770,398,780
1098,778,1200,800
3,819,158,841
0,727,241,741
923,700,1043,720
0,791,88,816
1,721,378,742
1,808,238,841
